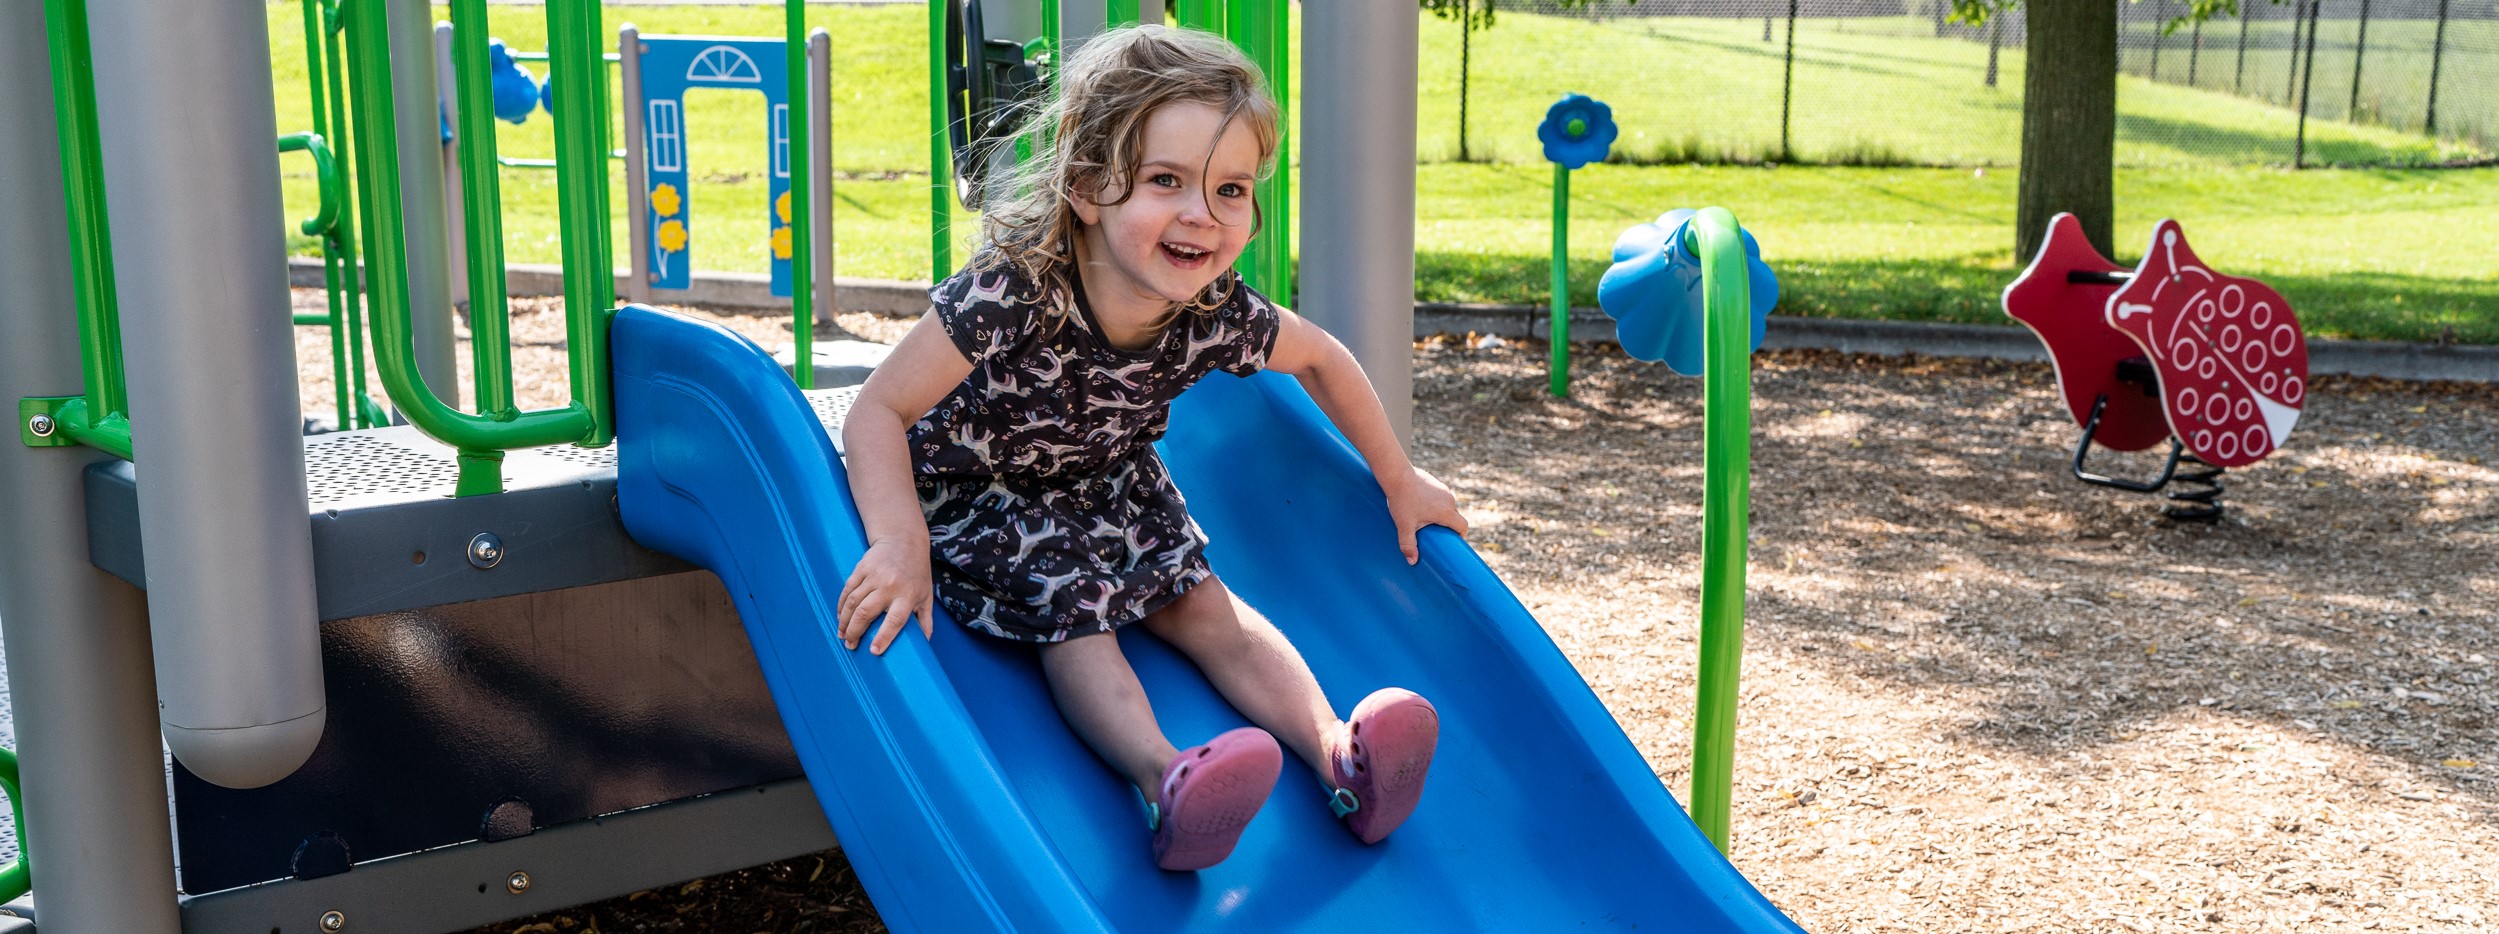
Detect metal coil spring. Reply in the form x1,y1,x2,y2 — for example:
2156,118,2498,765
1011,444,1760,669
2164,455,2225,522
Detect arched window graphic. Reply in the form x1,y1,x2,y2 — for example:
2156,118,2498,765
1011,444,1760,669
686,45,763,84
647,99,684,172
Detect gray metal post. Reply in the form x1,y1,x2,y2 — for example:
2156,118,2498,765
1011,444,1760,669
810,28,836,327
88,0,326,789
0,7,184,929
1300,0,1419,444
437,21,473,316
1060,0,1110,55
392,0,461,404
622,24,653,305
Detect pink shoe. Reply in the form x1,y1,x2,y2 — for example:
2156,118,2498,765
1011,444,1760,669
1326,688,1439,844
1149,727,1282,871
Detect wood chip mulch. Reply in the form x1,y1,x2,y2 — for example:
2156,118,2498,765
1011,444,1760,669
290,293,2496,933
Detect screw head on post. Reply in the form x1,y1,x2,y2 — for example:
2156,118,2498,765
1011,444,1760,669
507,869,533,894
467,532,504,570
319,910,347,932
26,413,56,438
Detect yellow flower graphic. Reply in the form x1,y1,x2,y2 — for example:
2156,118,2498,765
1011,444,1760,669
775,190,792,224
657,219,687,253
649,183,682,217
770,225,792,260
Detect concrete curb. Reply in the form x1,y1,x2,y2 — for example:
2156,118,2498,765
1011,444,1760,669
292,260,2499,384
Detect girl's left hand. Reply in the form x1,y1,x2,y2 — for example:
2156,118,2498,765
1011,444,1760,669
1384,467,1469,565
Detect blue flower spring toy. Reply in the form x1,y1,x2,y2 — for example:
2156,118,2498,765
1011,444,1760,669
1597,209,1780,377
486,40,540,125
1537,94,1618,171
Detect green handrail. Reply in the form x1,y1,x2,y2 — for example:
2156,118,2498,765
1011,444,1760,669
278,130,371,431
309,0,385,430
927,0,952,281
0,747,27,904
343,0,611,495
787,0,814,390
1682,206,1755,853
31,0,132,461
445,0,519,422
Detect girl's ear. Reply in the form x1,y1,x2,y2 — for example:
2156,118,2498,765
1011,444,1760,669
1071,189,1102,226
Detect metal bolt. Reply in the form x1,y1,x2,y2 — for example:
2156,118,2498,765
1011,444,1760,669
507,869,532,894
467,532,503,570
26,413,56,438
319,910,347,932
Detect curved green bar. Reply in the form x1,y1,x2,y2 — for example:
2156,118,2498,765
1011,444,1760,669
1681,206,1755,853
275,133,338,238
341,0,598,466
0,746,26,903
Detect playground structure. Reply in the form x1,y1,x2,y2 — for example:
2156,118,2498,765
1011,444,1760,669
0,2,1805,932
2004,214,2311,520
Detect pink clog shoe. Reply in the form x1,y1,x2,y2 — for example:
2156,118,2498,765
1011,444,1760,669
1149,727,1282,871
1326,688,1439,844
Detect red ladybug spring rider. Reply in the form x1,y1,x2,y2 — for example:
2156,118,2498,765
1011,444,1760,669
2003,214,2310,521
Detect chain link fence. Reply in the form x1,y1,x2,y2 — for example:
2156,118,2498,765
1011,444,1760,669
1417,0,2493,167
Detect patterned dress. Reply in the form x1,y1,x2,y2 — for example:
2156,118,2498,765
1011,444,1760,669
909,256,1281,643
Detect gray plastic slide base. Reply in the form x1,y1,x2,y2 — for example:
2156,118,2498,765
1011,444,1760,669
85,426,693,622
774,339,893,391
180,779,839,934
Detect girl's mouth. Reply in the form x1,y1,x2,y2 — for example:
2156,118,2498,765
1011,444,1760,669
1159,241,1212,269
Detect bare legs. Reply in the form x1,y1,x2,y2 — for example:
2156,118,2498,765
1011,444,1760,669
1036,576,1345,802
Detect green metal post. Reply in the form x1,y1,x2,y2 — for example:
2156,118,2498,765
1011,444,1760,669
38,0,133,460
1682,206,1755,854
1222,0,1288,300
1107,0,1142,25
1548,164,1569,397
546,0,615,449
788,0,814,389
279,132,355,429
446,0,519,420
929,0,952,281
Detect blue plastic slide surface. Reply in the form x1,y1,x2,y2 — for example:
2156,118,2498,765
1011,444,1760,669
612,306,1808,932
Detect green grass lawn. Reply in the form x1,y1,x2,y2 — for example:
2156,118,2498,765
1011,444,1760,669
1419,161,2499,344
263,4,2496,344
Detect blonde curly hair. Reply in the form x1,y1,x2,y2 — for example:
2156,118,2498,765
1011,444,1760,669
971,24,1282,323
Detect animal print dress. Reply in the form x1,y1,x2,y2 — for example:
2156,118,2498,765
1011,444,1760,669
908,256,1280,643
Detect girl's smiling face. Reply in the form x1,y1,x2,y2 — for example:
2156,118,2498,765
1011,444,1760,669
1072,100,1263,316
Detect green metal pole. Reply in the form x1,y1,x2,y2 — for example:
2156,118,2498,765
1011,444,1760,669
446,0,518,420
1548,164,1569,397
1107,0,1142,26
1683,206,1755,854
788,0,814,389
40,0,133,459
929,0,952,281
546,0,615,448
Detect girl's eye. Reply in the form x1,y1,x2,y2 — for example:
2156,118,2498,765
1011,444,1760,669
1149,173,1181,188
1217,183,1247,198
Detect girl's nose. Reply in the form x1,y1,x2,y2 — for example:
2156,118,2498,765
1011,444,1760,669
1178,189,1216,227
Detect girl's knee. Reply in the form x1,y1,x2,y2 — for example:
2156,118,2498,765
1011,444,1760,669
1147,581,1244,644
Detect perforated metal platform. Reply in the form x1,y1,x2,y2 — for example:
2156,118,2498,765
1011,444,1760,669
84,388,858,622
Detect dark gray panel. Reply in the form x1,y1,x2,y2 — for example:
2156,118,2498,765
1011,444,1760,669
180,779,840,934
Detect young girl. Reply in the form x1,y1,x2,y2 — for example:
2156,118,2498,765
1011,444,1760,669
836,25,1467,872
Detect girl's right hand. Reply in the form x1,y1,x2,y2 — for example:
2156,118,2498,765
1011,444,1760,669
837,538,937,655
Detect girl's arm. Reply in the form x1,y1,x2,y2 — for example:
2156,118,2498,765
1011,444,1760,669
837,310,976,654
1263,308,1469,564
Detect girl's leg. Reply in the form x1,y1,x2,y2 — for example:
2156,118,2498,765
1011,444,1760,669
1143,578,1343,771
1037,630,1181,800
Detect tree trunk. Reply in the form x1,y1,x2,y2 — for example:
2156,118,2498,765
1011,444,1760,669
2016,0,2116,261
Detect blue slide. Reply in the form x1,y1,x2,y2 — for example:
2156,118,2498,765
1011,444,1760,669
612,306,1808,932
